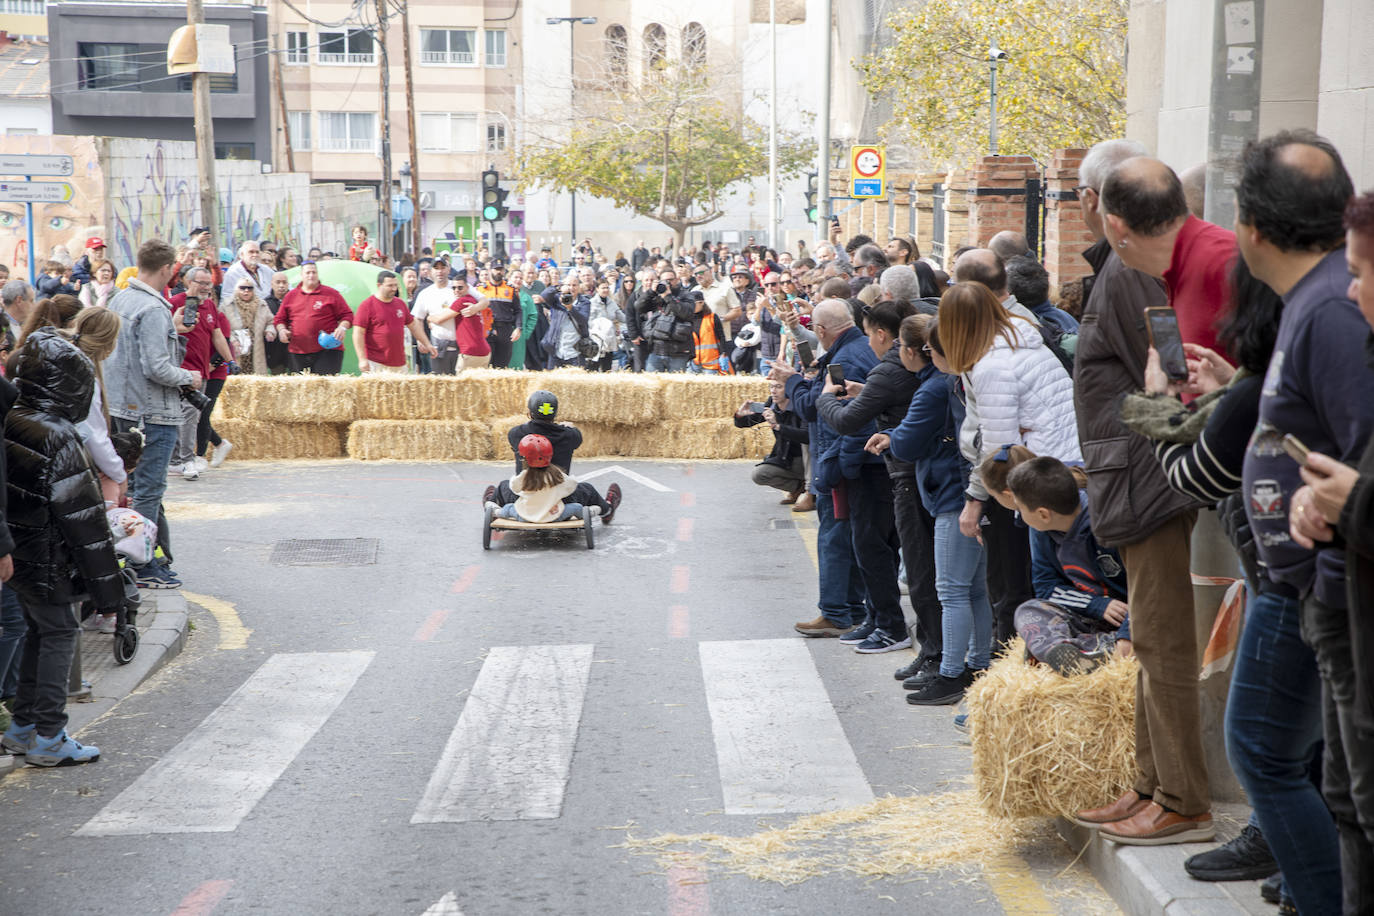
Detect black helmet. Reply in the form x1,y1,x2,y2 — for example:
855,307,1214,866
527,390,558,419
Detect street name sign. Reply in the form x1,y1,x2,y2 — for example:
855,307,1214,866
0,154,74,177
0,181,75,203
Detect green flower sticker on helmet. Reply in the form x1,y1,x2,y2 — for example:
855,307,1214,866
538,402,554,416
527,389,559,420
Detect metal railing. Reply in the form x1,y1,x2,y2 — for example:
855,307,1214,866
318,51,374,64
421,50,474,65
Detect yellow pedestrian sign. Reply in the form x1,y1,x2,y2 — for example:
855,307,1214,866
850,145,885,199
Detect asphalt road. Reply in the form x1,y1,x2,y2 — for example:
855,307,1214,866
0,459,1118,916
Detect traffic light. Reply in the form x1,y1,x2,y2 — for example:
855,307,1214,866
481,169,510,221
804,171,819,223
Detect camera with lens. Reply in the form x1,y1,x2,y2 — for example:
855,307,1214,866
560,293,575,305
655,282,669,295
180,385,211,412
181,294,201,327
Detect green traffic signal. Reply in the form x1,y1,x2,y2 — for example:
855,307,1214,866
483,205,499,220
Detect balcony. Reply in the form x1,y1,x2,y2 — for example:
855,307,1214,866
420,50,474,65
317,51,374,65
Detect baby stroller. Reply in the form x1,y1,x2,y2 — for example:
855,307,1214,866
80,563,141,665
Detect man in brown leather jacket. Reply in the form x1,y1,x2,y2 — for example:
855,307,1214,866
1069,140,1209,845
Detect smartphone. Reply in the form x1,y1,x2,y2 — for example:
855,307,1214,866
829,215,840,226
827,364,845,386
1281,433,1310,465
1145,307,1187,381
747,401,769,414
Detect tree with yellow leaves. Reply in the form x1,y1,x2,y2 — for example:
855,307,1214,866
860,0,1127,165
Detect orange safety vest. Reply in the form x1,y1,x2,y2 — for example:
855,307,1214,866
476,283,515,337
693,313,735,375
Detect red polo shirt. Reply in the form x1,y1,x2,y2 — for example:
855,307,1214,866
452,295,491,357
274,283,354,355
1162,215,1235,356
355,294,411,367
169,292,221,376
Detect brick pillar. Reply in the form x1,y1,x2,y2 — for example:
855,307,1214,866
941,167,972,271
966,155,1040,249
1042,148,1095,293
913,172,942,261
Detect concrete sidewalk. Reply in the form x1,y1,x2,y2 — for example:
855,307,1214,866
1059,805,1277,916
1,590,190,776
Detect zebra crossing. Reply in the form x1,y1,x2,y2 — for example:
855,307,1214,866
77,641,873,837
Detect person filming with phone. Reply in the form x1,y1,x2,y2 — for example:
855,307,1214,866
734,379,808,505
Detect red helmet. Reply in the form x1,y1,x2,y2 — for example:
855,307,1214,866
518,434,554,468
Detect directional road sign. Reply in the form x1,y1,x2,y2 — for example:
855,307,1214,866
850,145,885,199
0,154,74,177
0,181,75,203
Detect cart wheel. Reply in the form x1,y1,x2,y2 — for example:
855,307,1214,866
113,627,139,665
483,505,494,550
584,507,595,549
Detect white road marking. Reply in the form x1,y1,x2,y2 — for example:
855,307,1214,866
699,639,874,814
76,652,374,836
577,464,674,492
411,644,594,823
421,891,464,915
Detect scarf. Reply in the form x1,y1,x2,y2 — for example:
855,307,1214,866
693,312,734,375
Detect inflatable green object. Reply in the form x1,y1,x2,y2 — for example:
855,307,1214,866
282,260,387,376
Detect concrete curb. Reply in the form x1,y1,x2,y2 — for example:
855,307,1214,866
67,591,191,737
1057,817,1274,915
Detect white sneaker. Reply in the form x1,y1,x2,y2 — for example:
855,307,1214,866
182,463,200,480
167,463,184,476
81,614,105,631
210,440,233,468
97,614,117,635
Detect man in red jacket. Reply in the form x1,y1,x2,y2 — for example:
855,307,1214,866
273,262,354,375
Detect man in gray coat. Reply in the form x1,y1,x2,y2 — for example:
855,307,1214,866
105,239,203,589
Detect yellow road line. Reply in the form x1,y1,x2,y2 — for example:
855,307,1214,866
182,591,252,650
793,514,819,570
983,853,1058,913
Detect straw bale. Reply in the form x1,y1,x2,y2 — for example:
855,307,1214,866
575,423,634,458
522,368,663,426
489,415,531,463
347,420,493,461
211,419,346,459
459,368,535,416
738,419,776,461
967,638,1139,819
222,376,358,423
658,375,770,420
618,420,751,459
356,376,466,420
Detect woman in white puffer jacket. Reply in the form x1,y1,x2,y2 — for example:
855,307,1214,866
941,283,1081,466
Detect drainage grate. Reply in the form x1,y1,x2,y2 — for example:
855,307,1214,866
269,538,380,567
767,519,796,530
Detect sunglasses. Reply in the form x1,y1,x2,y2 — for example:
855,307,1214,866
764,282,780,287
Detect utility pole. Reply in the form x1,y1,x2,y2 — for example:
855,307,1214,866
768,0,778,250
817,0,831,227
400,0,422,256
272,34,294,173
375,0,393,257
547,17,596,254
187,0,219,249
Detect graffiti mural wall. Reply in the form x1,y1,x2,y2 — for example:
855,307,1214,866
0,135,378,274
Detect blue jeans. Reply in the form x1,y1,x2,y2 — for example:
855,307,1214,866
934,512,993,678
645,354,690,373
816,491,865,627
1226,587,1338,915
113,419,178,568
497,502,583,522
0,584,26,698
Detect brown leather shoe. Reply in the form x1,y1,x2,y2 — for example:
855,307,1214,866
794,616,852,638
780,488,803,505
1074,790,1149,828
1099,802,1215,846
791,493,816,513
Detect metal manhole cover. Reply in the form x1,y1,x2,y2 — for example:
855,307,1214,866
768,519,796,530
269,538,379,567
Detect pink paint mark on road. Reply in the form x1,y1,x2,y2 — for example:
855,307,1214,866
667,865,709,916
676,518,694,542
170,880,232,916
680,492,696,508
670,565,690,594
449,566,481,594
669,605,690,638
414,608,454,642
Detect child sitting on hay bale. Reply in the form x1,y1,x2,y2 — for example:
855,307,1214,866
482,389,622,524
980,447,1132,675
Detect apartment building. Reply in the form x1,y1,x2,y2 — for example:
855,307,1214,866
272,0,520,252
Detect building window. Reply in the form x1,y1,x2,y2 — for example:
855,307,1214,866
419,28,475,65
215,142,254,161
285,30,309,64
605,25,627,88
419,112,478,152
175,72,237,93
643,24,666,77
287,111,312,151
317,29,374,65
1,0,45,14
486,122,506,153
6,128,38,135
484,30,506,68
318,111,376,151
77,42,141,90
683,22,706,69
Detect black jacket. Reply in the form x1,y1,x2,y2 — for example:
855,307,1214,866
4,328,123,612
735,399,807,468
637,285,695,358
0,374,18,557
815,345,920,478
507,417,584,474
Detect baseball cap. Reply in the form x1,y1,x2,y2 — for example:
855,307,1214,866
189,226,209,237
219,247,234,263
729,266,751,278
86,237,106,249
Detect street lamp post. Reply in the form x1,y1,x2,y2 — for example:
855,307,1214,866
987,44,1008,157
547,16,597,257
